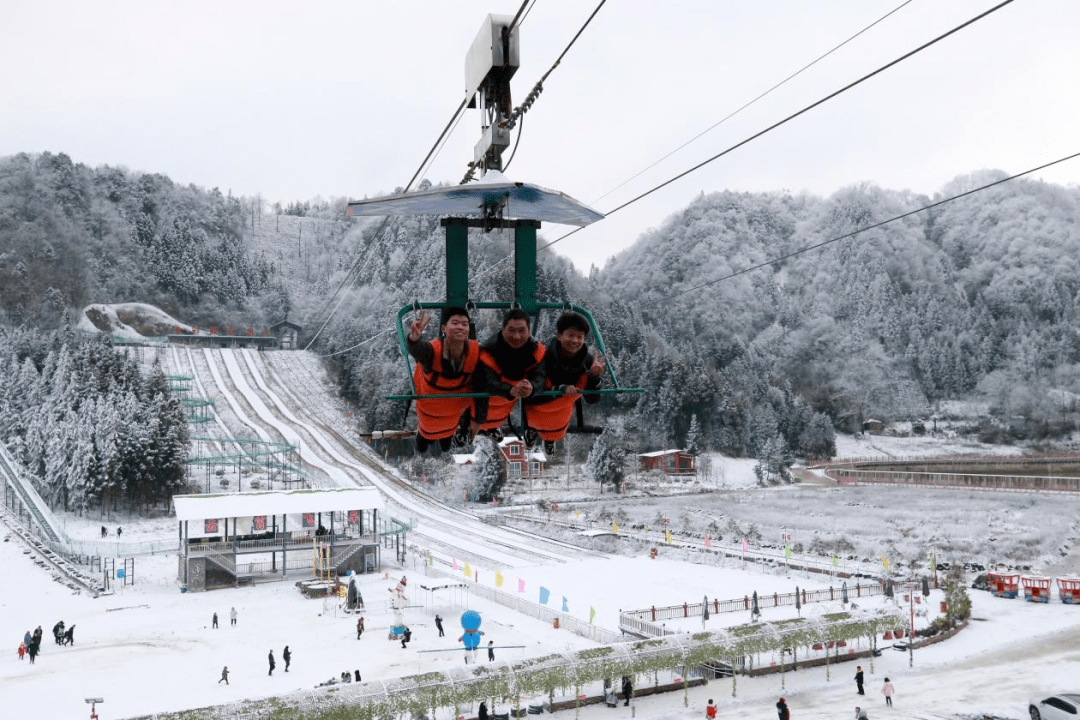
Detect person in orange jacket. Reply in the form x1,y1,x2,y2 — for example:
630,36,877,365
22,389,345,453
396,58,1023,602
525,312,604,453
475,309,545,435
407,307,482,452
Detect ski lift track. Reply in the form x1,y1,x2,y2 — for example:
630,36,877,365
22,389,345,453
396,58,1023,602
201,349,598,567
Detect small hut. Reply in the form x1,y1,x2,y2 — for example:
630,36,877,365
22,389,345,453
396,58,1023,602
271,320,302,350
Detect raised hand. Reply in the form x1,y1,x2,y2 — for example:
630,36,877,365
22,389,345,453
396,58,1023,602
588,353,607,377
408,310,431,341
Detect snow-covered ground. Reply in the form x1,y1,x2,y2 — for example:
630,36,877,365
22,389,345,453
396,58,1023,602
6,347,1080,720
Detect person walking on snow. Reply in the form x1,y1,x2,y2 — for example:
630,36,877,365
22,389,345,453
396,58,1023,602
706,698,718,718
881,678,895,707
117,526,122,537
621,676,633,707
212,612,218,629
855,665,865,695
435,614,444,637
230,607,237,626
487,640,495,662
268,649,276,676
776,697,790,720
356,616,364,639
100,525,107,538
18,642,26,660
219,666,229,685
400,627,412,649
283,646,291,672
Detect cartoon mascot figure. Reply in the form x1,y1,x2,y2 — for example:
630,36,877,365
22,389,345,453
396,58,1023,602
458,610,484,664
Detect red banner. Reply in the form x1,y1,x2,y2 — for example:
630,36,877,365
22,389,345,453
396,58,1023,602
205,519,219,533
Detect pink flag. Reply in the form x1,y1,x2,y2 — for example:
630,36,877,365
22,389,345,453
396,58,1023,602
704,535,712,548
453,558,459,570
518,578,525,593
742,538,749,552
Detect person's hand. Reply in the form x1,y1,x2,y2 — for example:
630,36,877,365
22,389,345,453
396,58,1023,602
563,385,578,396
511,379,532,398
588,353,607,377
408,310,431,342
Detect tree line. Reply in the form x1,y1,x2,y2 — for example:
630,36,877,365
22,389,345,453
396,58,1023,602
0,328,190,514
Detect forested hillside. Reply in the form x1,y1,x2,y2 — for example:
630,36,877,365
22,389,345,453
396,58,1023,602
0,328,189,513
4,151,1079,464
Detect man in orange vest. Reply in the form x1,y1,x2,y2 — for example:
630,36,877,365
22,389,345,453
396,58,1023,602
475,309,546,437
406,307,481,452
525,312,605,453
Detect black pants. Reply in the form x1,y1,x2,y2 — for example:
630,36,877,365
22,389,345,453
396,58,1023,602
886,696,892,707
857,684,864,695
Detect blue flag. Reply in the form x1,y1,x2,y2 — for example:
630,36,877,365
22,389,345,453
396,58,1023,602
539,586,550,605
562,597,569,612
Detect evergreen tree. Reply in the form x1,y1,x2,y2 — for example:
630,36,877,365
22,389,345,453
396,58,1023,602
471,436,505,502
685,414,701,457
585,430,627,492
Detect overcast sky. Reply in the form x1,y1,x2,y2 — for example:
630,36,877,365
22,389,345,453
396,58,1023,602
2,0,1077,272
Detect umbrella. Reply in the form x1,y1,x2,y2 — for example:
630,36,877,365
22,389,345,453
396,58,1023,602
841,582,849,605
795,586,802,615
703,595,710,621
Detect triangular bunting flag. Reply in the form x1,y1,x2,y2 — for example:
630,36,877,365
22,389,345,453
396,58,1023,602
784,544,792,558
539,586,550,605
665,529,673,544
452,558,458,570
589,605,596,624
518,578,525,593
882,554,891,572
495,570,504,588
562,597,569,612
742,538,749,552
464,561,471,577
704,535,712,548
612,522,619,533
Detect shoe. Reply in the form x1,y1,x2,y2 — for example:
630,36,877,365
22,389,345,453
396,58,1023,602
544,440,556,455
452,426,470,448
524,428,539,448
489,426,504,443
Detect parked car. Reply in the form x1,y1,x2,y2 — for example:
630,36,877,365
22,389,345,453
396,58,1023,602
1029,694,1080,720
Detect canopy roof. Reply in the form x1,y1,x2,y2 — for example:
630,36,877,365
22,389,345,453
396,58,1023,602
345,171,603,227
173,487,384,522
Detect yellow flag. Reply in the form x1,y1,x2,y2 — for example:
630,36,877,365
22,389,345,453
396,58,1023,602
665,529,673,544
882,554,890,572
464,561,471,577
613,521,619,533
495,570,504,588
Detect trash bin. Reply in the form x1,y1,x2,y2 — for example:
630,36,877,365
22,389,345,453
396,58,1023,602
528,704,545,714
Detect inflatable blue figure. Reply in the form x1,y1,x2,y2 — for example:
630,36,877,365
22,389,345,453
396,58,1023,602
458,610,484,650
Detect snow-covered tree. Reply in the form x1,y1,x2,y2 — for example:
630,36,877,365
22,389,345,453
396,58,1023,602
685,413,701,457
585,430,627,492
471,436,504,502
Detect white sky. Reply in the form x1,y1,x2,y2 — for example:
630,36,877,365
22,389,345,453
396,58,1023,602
2,0,1078,271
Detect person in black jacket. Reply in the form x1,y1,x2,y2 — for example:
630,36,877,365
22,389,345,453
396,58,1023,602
435,614,444,637
475,309,546,435
777,697,790,720
283,645,291,672
268,649,276,676
525,312,604,453
478,701,489,720
621,675,633,706
855,665,865,695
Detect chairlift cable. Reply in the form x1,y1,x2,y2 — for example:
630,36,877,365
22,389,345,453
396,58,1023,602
539,0,1016,255
304,98,471,349
587,0,914,207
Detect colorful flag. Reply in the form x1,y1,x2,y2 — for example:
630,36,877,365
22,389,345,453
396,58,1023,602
427,551,434,567
665,529,673,544
589,605,596,624
562,597,569,612
452,558,458,571
882,554,891,572
539,587,550,605
704,535,712,548
464,561,471,577
930,554,937,574
518,578,525,593
495,570,504,587
742,538,749,552
784,544,792,558
831,553,838,567
612,522,619,533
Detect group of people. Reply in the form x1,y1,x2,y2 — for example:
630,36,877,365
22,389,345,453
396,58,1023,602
603,676,634,707
99,526,121,538
211,607,238,628
407,308,605,454
768,670,896,720
17,622,74,664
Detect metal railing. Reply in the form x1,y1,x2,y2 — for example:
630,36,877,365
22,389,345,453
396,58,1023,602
424,564,624,644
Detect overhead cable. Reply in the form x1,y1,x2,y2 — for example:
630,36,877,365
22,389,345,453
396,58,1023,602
540,0,1016,254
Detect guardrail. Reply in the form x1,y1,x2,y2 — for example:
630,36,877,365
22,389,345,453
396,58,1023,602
825,467,1080,493
423,562,624,645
